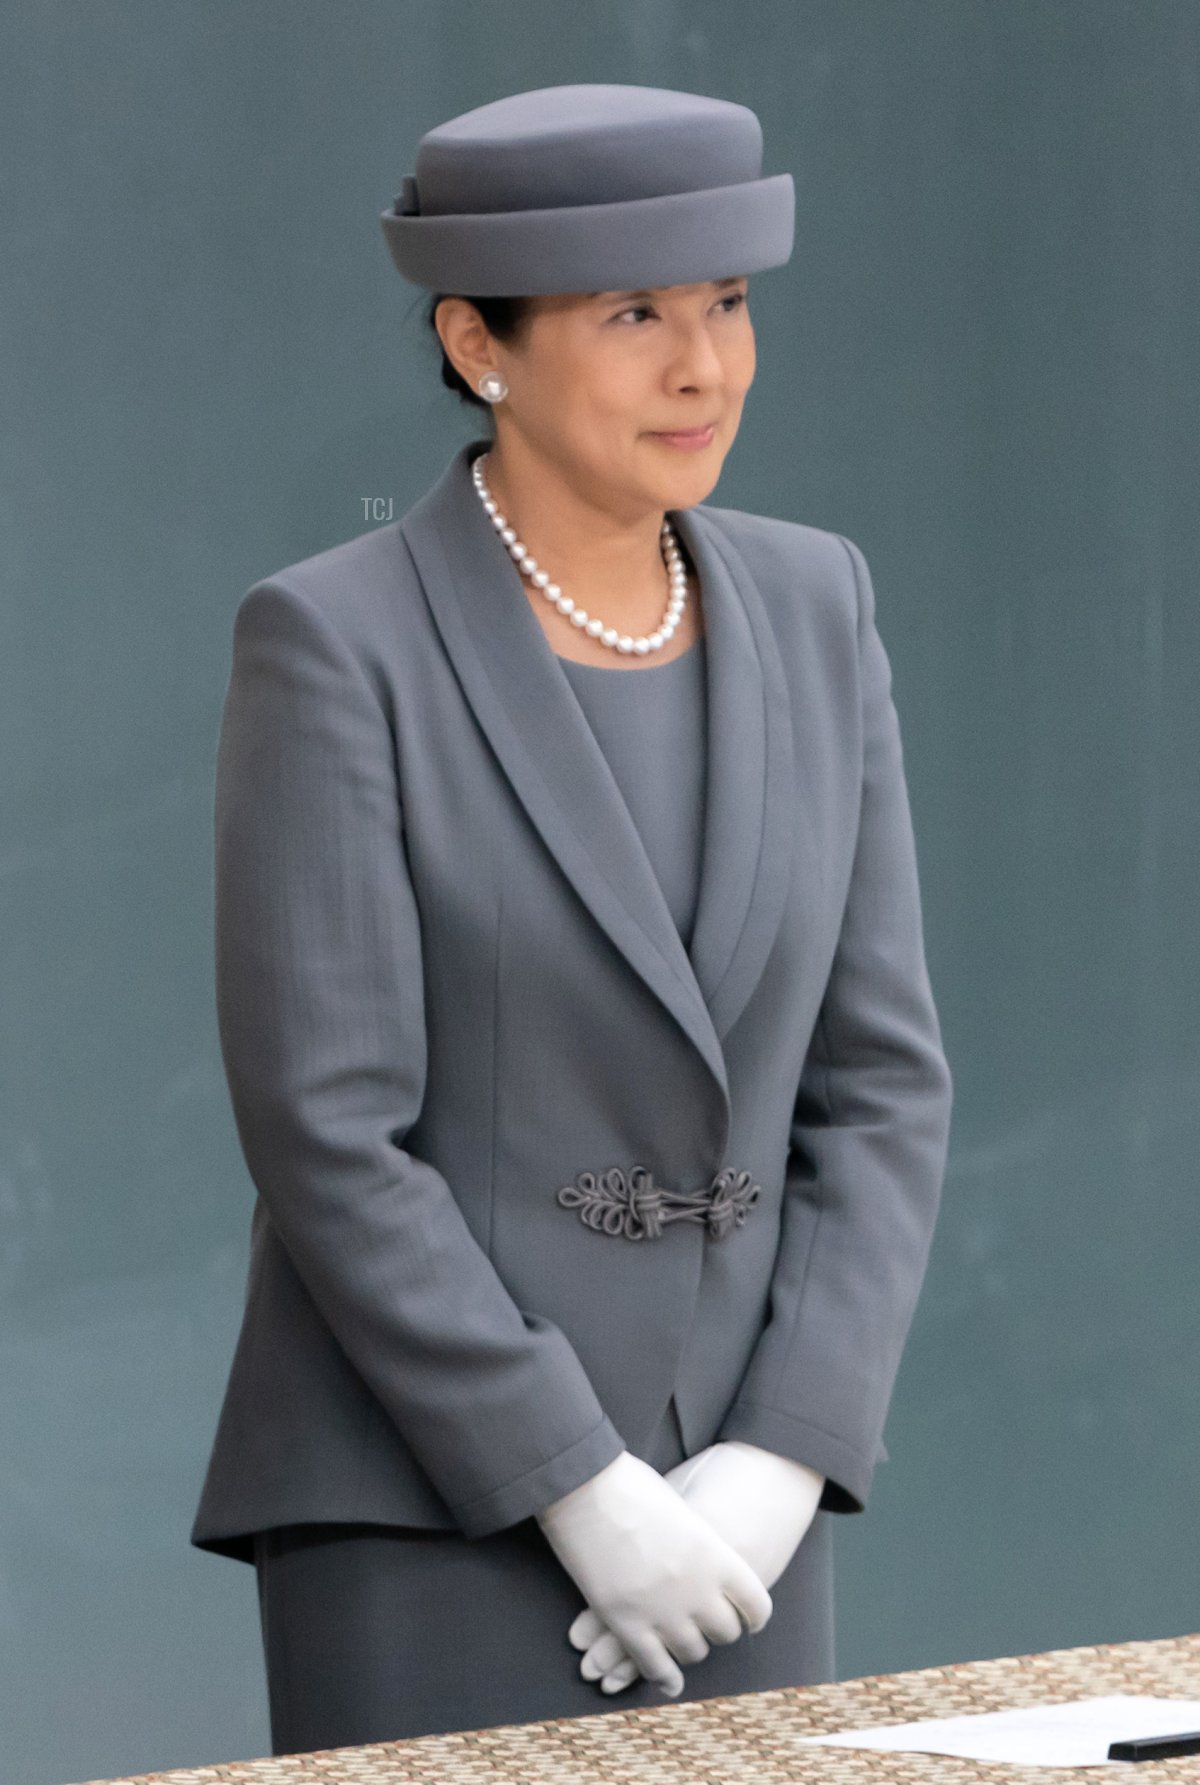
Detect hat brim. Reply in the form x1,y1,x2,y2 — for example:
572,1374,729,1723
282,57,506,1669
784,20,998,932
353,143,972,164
380,173,794,296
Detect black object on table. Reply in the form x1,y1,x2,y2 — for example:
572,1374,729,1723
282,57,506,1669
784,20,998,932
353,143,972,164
1108,1727,1200,1761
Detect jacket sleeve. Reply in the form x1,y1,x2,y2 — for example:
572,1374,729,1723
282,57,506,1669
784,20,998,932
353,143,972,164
715,533,954,1513
213,578,626,1538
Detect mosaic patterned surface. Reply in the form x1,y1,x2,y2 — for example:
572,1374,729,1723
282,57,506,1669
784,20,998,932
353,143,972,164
73,1629,1200,1785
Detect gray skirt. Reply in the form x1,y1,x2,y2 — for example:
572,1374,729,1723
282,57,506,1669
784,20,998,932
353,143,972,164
253,1395,836,1752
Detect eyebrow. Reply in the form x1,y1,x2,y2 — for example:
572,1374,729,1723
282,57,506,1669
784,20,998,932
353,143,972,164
590,276,748,301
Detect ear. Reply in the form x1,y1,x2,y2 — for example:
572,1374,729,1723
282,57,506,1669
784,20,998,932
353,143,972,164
433,296,493,391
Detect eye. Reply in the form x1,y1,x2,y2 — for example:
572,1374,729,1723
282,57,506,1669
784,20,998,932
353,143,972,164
611,290,748,324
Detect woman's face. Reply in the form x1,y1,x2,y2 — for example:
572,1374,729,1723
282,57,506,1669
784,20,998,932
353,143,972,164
465,278,755,517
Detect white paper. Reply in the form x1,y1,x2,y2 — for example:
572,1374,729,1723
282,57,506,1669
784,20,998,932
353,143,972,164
791,1694,1200,1767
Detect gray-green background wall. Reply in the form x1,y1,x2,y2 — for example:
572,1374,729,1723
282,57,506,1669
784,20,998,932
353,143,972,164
3,3,1197,1780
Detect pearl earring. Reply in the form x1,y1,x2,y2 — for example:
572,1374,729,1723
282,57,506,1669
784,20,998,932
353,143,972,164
477,371,509,403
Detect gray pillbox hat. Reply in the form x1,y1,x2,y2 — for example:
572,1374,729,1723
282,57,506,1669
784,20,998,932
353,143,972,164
380,82,795,296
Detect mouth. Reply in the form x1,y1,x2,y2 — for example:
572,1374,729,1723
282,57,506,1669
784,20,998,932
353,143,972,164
648,422,717,449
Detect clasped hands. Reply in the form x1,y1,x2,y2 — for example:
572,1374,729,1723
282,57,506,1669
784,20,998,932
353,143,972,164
535,1439,825,1699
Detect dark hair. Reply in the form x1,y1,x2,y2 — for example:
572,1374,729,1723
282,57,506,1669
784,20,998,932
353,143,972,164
424,292,536,410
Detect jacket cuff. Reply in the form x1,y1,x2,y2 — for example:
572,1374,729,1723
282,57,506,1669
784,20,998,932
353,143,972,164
714,1400,883,1514
448,1414,627,1539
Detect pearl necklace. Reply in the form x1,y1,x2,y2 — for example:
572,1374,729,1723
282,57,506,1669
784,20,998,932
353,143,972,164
470,450,688,655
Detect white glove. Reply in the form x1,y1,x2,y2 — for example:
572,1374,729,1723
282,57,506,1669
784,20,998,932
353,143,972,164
536,1447,774,1698
568,1441,825,1694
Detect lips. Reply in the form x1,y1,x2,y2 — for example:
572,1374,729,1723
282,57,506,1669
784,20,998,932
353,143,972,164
650,422,716,446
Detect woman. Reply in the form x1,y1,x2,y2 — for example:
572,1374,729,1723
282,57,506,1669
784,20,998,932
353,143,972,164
190,83,954,1751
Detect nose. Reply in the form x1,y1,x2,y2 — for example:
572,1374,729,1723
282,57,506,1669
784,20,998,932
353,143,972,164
666,315,726,389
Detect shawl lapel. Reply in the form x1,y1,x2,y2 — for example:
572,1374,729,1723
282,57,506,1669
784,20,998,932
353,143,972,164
398,438,796,1148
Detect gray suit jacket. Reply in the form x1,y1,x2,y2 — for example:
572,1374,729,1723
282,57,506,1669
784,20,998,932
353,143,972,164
190,437,953,1564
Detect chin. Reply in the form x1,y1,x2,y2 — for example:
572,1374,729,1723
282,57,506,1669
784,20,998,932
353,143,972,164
619,446,721,512
659,458,723,504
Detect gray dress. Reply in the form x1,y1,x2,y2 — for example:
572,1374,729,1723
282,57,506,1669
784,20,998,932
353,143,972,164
253,634,836,1752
